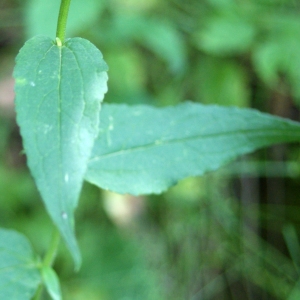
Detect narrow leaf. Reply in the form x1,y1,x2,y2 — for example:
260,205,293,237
0,228,41,299
14,35,108,268
42,266,62,300
85,102,300,195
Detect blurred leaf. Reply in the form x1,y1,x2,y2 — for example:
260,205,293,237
25,0,105,38
206,0,236,9
283,224,300,274
195,14,256,55
85,102,300,195
253,16,300,100
288,282,300,300
196,57,249,106
134,18,186,73
14,35,108,268
104,48,147,104
77,224,164,300
42,266,62,300
113,15,187,73
0,228,41,300
110,0,157,12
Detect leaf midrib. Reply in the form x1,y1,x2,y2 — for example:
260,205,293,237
90,127,300,162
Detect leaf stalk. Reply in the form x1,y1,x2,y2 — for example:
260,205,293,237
56,0,72,44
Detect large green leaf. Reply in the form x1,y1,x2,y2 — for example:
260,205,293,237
0,228,41,299
14,36,108,268
85,102,300,195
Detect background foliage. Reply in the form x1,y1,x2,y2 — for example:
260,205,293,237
1,0,300,299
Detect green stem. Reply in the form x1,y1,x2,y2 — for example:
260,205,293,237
43,228,61,267
56,0,72,43
32,228,61,300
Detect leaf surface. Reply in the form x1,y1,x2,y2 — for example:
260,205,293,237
42,267,62,300
85,102,300,195
14,35,108,268
0,228,41,299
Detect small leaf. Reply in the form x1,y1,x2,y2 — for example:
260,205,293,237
85,102,300,195
14,35,108,268
42,266,62,300
0,228,41,299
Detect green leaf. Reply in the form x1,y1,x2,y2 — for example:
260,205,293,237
14,35,108,268
104,15,186,73
252,16,300,100
42,266,62,300
125,16,187,73
0,228,41,299
85,102,300,195
195,15,256,55
196,57,249,107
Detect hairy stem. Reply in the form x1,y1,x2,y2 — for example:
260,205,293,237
56,0,72,43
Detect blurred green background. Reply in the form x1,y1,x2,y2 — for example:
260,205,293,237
1,0,300,299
